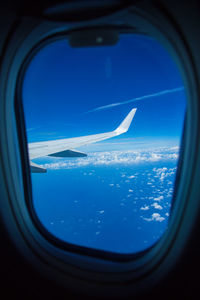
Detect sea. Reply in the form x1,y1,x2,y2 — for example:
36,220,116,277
31,147,178,254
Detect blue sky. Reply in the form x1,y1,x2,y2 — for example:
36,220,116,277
22,34,186,149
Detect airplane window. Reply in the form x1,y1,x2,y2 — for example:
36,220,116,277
22,34,186,255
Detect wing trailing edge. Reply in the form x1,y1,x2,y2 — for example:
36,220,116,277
30,161,47,173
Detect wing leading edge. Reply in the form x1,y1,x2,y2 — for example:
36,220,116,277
29,108,137,173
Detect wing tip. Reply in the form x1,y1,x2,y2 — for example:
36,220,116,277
115,108,137,134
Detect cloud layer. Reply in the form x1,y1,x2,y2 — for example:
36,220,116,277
42,146,179,170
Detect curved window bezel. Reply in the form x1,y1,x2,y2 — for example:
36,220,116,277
1,3,199,291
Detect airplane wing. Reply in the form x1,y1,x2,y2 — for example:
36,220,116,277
28,108,137,172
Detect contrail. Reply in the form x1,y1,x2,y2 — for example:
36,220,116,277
85,86,184,114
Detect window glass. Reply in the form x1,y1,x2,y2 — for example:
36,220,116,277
22,34,186,254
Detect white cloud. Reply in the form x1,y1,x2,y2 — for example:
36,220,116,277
152,213,165,222
147,182,152,185
140,205,150,211
154,196,164,201
41,147,179,170
153,166,177,182
142,213,165,222
151,202,163,210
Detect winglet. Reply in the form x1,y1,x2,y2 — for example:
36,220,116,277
115,108,137,135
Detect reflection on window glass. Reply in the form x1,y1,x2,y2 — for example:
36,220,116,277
22,34,186,254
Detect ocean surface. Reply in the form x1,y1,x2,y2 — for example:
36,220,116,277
31,147,178,254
